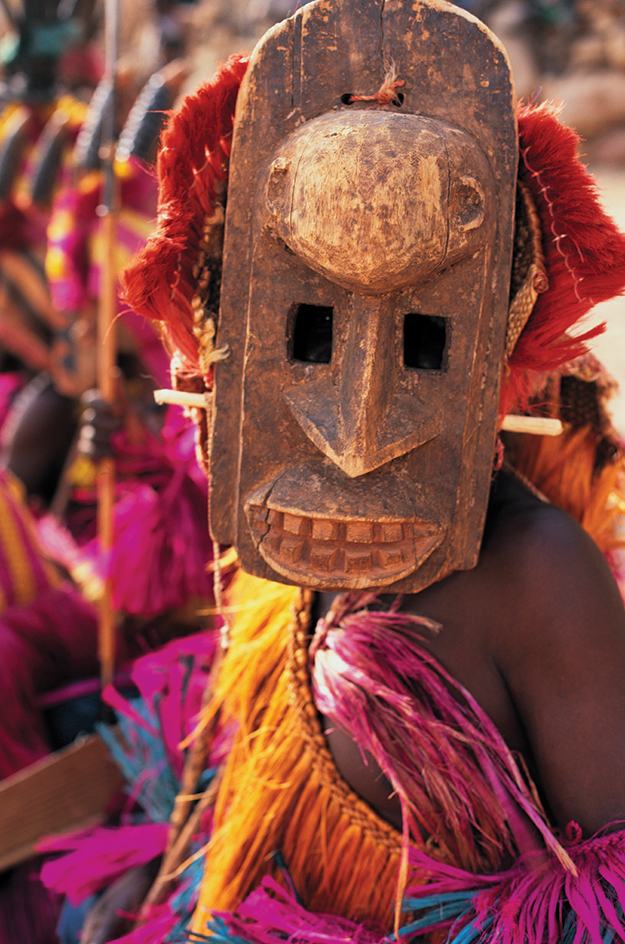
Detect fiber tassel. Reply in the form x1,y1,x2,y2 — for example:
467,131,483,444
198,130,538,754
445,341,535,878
67,406,214,618
39,824,169,906
502,102,625,416
208,876,389,944
189,571,576,943
191,572,404,937
195,828,625,944
106,903,178,944
122,55,249,377
39,631,219,920
402,827,625,944
310,596,569,877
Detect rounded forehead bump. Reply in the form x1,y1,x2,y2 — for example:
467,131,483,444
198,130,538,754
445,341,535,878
267,110,494,295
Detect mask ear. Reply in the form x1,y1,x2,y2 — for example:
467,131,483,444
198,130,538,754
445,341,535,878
452,175,485,233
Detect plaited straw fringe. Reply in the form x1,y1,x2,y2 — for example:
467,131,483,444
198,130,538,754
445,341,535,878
191,571,405,938
285,608,403,922
505,181,549,357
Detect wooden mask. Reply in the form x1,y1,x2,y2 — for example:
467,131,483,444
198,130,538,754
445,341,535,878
209,0,518,593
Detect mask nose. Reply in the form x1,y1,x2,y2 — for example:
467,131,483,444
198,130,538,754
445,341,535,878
284,296,442,477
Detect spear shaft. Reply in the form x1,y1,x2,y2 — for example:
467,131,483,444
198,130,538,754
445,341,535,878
96,0,120,690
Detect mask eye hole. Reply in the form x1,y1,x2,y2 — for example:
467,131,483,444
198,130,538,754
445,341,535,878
403,313,447,370
292,304,333,364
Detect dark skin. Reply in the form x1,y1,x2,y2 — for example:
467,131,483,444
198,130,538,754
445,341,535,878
3,381,77,506
321,467,625,838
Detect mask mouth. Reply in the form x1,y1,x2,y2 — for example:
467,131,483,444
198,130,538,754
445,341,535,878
247,504,443,588
244,464,444,590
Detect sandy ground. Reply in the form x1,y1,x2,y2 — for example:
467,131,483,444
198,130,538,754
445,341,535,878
586,168,625,434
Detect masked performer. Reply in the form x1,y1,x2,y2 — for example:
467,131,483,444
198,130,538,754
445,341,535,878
42,0,625,941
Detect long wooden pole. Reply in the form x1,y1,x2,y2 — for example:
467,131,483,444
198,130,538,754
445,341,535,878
97,0,120,690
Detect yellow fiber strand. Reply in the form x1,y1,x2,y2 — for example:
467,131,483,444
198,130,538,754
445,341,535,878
191,571,407,936
0,482,38,605
5,473,59,590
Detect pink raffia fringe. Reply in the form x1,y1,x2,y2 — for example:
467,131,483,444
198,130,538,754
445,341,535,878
310,594,571,877
82,406,213,617
217,876,388,944
36,406,214,616
307,596,625,944
107,903,178,944
39,823,169,906
188,597,625,944
0,583,99,779
104,630,219,783
38,629,222,940
402,828,625,943
39,595,625,944
204,831,625,944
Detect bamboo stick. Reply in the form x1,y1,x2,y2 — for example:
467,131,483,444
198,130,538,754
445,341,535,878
153,389,564,437
500,415,563,436
153,389,208,409
97,0,120,691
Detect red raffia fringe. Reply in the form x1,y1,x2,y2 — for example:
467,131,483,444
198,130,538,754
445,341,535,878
503,102,625,415
122,77,625,421
122,55,249,377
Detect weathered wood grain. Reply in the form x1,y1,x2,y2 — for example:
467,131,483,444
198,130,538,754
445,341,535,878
0,733,123,871
210,0,517,593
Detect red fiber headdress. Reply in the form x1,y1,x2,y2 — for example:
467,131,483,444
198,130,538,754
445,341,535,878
123,72,625,419
502,102,625,415
122,54,249,380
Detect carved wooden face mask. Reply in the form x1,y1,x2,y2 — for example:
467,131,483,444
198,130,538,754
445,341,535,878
209,0,518,593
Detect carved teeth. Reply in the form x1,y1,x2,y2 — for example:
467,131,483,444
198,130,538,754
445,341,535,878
376,546,404,569
263,533,282,556
310,546,341,572
283,513,303,535
345,521,373,544
312,518,335,540
345,550,373,574
246,505,269,539
280,535,304,563
245,502,441,585
380,522,403,542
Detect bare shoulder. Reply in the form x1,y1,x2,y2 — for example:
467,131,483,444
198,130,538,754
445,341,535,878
482,470,625,833
482,472,625,651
